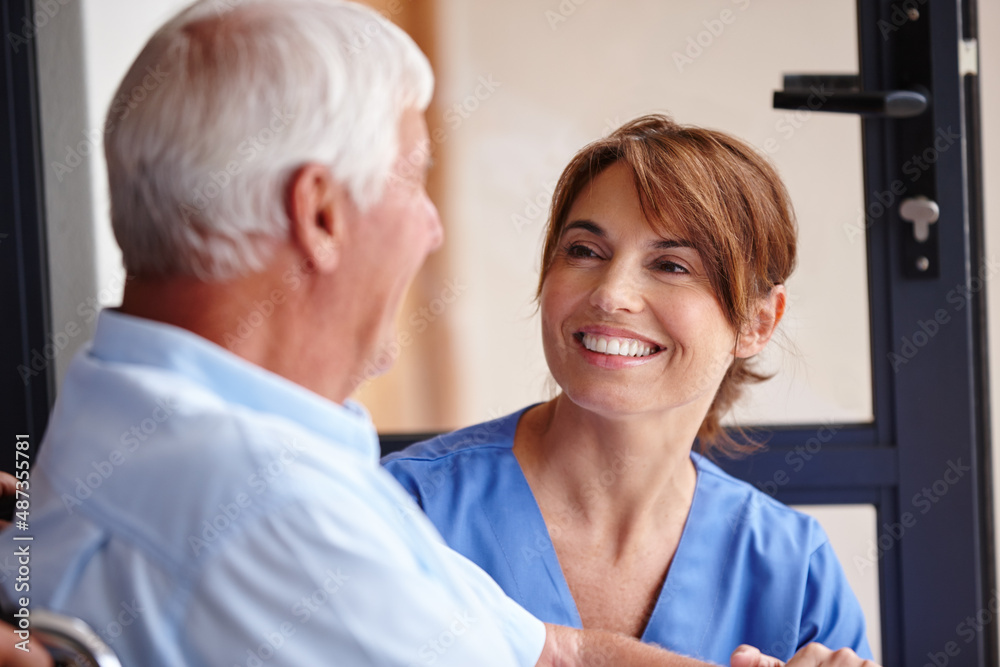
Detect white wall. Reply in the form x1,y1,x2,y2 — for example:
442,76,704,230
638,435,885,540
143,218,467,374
35,0,97,387
36,0,188,386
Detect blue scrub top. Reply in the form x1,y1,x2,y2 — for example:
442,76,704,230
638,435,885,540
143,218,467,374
383,407,873,664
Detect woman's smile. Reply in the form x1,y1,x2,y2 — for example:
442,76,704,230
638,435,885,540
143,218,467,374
572,326,665,369
579,333,659,358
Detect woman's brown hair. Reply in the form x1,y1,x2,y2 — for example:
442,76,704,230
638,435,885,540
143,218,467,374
538,114,797,458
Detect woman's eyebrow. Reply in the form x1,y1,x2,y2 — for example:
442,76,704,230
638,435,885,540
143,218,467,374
651,238,694,250
563,220,604,236
564,219,694,249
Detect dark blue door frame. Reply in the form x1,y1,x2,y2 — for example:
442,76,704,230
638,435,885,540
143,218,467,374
1,0,54,482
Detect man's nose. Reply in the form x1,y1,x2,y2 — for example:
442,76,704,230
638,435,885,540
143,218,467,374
423,196,444,252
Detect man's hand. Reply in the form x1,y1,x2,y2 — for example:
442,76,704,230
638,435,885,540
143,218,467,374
0,473,53,665
731,643,880,667
0,472,17,531
0,623,52,667
0,473,16,500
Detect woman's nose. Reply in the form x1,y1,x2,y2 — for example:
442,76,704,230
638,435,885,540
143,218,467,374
589,263,643,313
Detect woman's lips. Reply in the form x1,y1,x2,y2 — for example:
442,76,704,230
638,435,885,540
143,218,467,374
577,332,660,358
572,331,665,368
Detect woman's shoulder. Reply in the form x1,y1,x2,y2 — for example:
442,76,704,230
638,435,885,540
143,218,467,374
380,407,536,513
381,406,530,467
691,452,827,553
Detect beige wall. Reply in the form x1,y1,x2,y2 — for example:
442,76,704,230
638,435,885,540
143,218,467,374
430,0,872,430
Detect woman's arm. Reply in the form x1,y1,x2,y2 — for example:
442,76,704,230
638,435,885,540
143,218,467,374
537,625,881,667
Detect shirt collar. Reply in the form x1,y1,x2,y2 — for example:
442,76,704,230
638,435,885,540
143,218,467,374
88,309,380,461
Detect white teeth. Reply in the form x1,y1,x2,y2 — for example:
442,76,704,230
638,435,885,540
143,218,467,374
580,334,658,358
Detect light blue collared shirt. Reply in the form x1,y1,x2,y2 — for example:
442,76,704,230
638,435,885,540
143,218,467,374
1,310,545,667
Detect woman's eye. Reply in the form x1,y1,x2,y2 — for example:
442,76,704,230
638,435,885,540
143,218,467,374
566,243,599,259
655,259,688,274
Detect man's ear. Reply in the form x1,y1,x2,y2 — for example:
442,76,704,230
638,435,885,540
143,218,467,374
286,163,349,273
735,284,787,359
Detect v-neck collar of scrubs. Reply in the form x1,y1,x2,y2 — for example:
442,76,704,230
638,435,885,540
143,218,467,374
487,405,725,645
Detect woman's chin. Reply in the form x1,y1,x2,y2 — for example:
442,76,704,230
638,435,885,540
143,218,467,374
559,385,657,420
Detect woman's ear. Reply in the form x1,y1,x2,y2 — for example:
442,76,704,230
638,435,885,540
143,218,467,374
735,285,787,359
286,163,349,273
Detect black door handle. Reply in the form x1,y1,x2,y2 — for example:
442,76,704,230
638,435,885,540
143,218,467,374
773,74,929,119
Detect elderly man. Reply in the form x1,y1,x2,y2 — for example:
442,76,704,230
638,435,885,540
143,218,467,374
2,1,877,666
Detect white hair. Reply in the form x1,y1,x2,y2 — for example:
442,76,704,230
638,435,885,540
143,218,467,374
105,0,433,279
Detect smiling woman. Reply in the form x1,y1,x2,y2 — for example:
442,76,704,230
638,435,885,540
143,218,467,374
536,115,795,456
539,162,777,446
383,115,873,665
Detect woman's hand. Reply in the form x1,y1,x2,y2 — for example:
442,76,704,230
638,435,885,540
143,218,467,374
731,643,880,667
